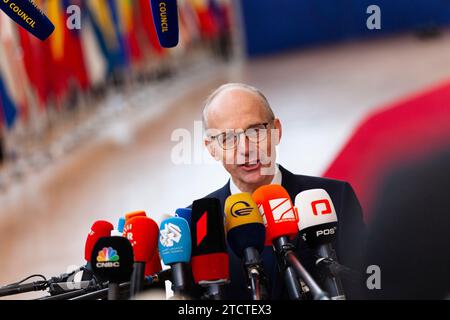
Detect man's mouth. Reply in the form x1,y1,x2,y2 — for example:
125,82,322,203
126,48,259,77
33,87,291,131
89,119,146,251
239,159,261,172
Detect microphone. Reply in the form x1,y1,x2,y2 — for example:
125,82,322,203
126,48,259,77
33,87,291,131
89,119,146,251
0,0,54,41
175,208,192,226
253,185,329,300
83,221,114,281
125,211,147,221
90,236,134,300
191,198,229,300
295,189,346,300
149,0,179,48
123,216,159,298
159,216,192,299
224,193,269,300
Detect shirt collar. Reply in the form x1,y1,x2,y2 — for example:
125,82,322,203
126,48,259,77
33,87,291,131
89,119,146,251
229,164,282,195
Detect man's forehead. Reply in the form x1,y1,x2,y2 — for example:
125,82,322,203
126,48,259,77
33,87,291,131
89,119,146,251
206,88,268,129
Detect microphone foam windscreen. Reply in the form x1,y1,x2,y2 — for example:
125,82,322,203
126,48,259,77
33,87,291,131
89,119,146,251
145,252,162,276
190,198,229,283
123,216,159,262
252,185,299,244
91,236,134,283
295,189,338,246
0,0,55,41
125,211,147,221
149,0,179,48
159,217,191,265
84,220,114,262
224,193,266,258
175,208,192,226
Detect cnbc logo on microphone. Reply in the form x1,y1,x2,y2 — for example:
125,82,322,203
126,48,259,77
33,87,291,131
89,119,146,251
96,247,120,268
231,201,253,218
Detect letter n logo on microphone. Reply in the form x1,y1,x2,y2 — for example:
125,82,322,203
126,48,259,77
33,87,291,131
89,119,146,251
311,199,332,216
196,211,207,246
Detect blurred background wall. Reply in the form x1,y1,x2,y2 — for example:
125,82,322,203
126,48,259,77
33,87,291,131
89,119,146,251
1,0,450,299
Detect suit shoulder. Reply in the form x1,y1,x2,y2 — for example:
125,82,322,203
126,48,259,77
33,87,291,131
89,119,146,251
294,173,350,190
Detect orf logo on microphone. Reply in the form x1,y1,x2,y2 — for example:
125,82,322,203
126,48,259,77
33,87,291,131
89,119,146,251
311,199,332,216
96,247,120,268
230,201,253,218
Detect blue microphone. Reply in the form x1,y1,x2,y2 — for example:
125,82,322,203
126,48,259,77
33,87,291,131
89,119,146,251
149,0,179,48
117,217,126,233
158,217,191,297
175,208,191,226
0,0,55,41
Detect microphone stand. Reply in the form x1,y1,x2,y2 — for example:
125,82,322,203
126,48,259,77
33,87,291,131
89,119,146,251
273,237,330,300
243,247,269,300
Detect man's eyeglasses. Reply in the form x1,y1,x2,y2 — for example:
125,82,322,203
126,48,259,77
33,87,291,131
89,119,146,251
209,122,273,150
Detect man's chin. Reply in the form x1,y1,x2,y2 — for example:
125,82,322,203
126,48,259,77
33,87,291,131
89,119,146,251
236,164,270,186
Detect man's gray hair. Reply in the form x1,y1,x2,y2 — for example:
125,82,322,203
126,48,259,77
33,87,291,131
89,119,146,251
202,83,275,128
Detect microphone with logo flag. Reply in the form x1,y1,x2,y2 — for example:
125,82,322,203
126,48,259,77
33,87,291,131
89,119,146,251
224,193,269,300
90,236,134,300
123,216,159,298
159,216,192,299
0,0,55,41
253,185,330,300
191,198,229,300
296,189,350,300
149,0,179,48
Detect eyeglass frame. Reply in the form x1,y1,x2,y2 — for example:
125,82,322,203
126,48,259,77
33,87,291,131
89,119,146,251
207,119,276,150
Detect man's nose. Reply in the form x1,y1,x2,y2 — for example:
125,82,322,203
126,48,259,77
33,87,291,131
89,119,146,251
236,133,249,156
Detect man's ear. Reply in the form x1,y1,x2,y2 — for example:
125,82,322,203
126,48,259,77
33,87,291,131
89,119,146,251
273,118,282,146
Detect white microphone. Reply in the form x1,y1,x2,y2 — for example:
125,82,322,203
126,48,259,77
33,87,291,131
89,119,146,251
295,189,346,300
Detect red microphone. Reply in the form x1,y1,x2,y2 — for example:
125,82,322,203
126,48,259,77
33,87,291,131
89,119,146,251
253,185,329,300
123,216,159,297
252,185,298,246
84,221,114,262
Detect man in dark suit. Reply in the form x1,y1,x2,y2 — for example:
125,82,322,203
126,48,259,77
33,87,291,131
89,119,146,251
194,83,366,299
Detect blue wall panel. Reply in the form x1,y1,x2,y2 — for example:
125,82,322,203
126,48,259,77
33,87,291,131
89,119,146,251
240,0,450,57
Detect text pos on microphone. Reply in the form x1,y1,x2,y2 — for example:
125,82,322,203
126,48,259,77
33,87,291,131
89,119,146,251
0,0,54,40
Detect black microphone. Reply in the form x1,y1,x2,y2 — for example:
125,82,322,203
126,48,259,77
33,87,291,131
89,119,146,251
224,193,270,300
158,216,192,299
0,0,55,41
295,189,347,300
90,236,134,300
191,198,230,300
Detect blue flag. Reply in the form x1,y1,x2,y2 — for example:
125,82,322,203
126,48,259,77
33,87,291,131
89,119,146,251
0,76,18,129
